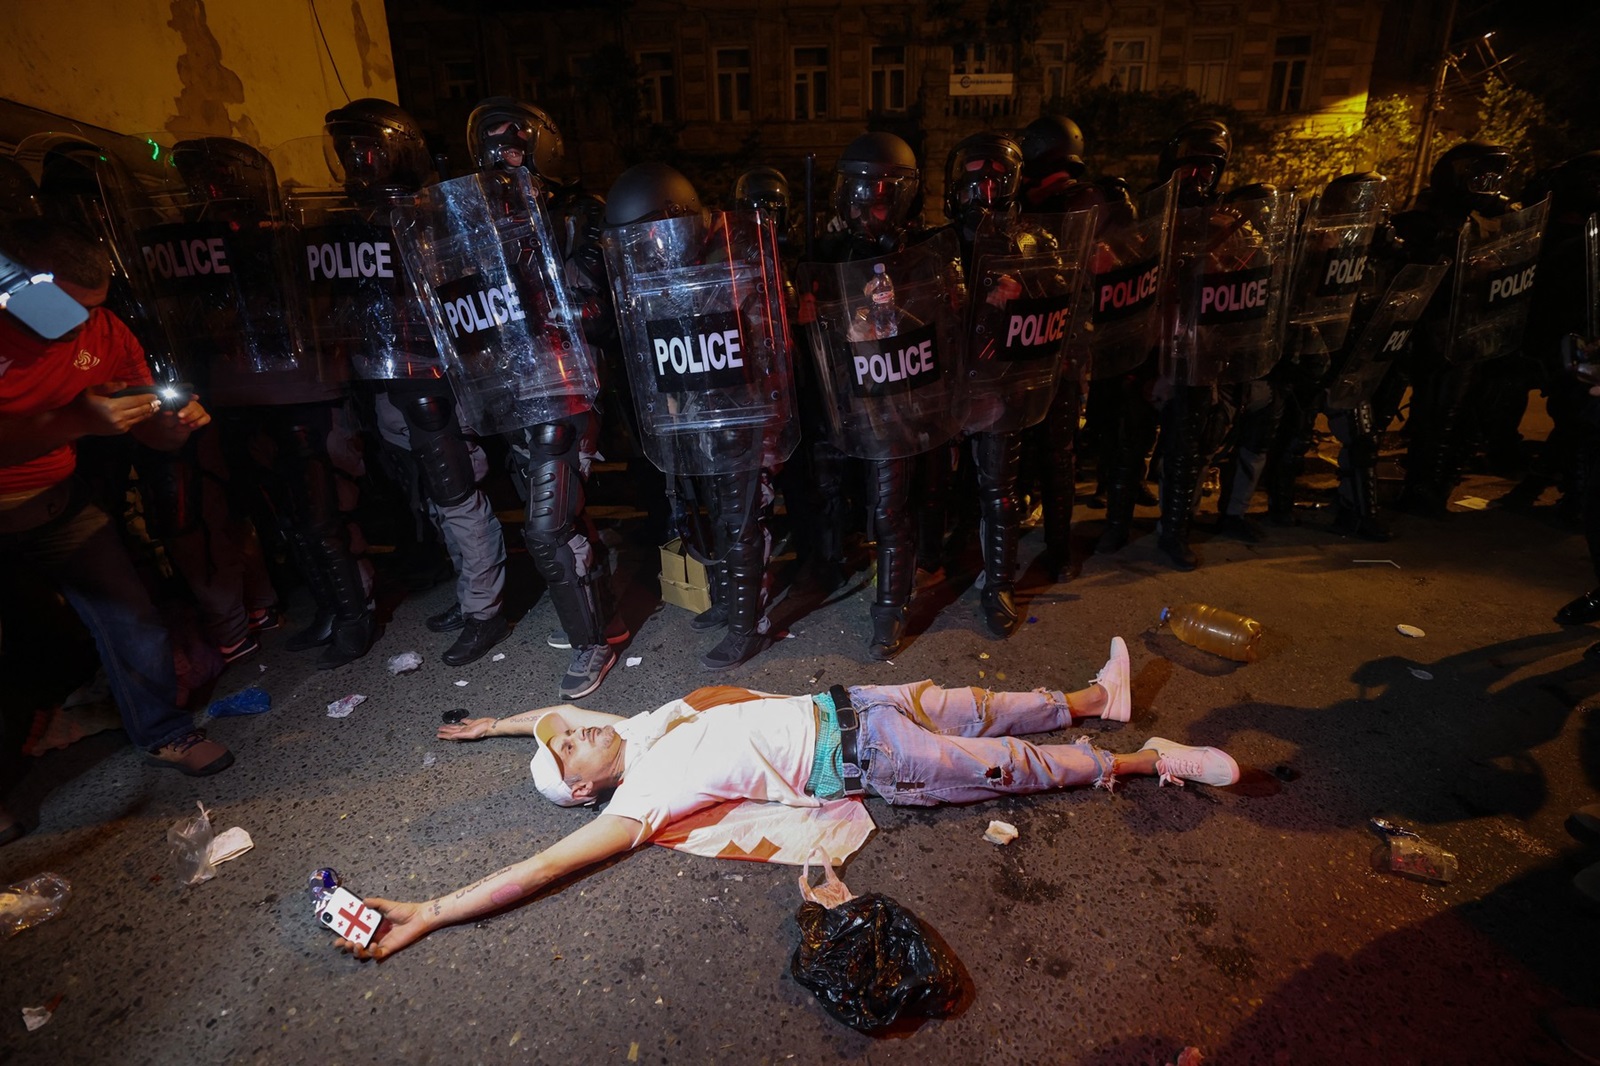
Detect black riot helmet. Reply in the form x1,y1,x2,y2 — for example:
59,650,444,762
466,96,569,184
602,162,702,227
1157,119,1231,207
169,137,277,211
832,131,920,242
734,165,790,233
1319,170,1386,216
943,132,1024,222
322,98,434,197
1017,114,1087,184
1428,141,1512,215
0,156,41,223
1528,150,1600,220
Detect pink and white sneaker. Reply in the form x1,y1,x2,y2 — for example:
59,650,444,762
1140,737,1240,787
1090,636,1131,722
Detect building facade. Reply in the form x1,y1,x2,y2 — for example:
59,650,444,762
388,0,1389,214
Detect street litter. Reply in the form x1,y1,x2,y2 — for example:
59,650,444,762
0,873,71,938
205,686,271,718
984,820,1018,845
492,653,506,662
1396,624,1426,638
1409,667,1434,680
626,656,643,667
206,826,254,868
422,753,437,768
1369,816,1458,883
454,680,469,687
790,850,962,1033
387,652,423,674
167,802,219,885
22,995,61,1032
326,694,366,718
1455,496,1489,510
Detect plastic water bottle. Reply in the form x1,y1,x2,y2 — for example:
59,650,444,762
862,262,900,338
1160,602,1263,662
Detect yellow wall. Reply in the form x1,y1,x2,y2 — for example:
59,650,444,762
0,0,397,183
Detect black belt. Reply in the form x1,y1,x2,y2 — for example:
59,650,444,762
830,684,866,796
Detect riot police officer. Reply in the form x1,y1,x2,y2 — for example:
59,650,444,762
602,162,799,670
939,132,1039,634
1391,141,1541,517
320,98,509,667
463,96,626,698
801,133,966,659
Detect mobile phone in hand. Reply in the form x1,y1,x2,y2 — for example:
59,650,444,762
111,382,195,411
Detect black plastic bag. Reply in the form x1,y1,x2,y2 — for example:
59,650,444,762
789,859,963,1033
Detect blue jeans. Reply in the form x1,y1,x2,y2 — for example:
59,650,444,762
849,681,1113,806
1,492,194,750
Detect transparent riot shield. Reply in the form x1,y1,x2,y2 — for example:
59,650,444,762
395,169,597,435
1168,187,1297,386
96,135,315,404
1079,180,1175,381
795,229,969,460
1325,262,1448,411
602,210,799,477
963,210,1093,434
12,132,181,382
1443,196,1549,366
281,188,442,383
1586,211,1600,342
1283,181,1383,360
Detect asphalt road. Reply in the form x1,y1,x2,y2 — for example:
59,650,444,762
3,442,1599,1065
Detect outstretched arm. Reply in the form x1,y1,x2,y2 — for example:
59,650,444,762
437,703,627,742
336,813,642,961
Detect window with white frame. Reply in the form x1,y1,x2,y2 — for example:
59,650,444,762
1185,36,1232,104
716,48,752,122
952,42,989,74
1269,35,1312,112
440,59,479,101
793,46,830,120
516,56,543,104
870,45,907,112
1106,38,1148,92
1038,41,1069,101
638,51,677,123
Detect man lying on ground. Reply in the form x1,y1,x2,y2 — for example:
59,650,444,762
334,635,1240,960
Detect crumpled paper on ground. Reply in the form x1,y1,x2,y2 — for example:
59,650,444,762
206,827,254,867
326,694,367,718
387,652,422,674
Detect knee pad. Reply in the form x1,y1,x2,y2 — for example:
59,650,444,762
400,395,477,507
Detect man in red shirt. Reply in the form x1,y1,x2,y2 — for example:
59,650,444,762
0,217,235,847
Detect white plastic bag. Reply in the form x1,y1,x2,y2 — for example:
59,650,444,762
167,801,217,886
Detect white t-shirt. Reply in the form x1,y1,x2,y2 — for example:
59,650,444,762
603,694,819,844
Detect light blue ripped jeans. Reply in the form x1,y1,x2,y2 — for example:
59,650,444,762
849,681,1114,806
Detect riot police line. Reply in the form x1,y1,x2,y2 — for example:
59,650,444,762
13,96,1595,698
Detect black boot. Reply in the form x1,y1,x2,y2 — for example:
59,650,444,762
283,531,337,651
314,532,378,669
974,432,1022,636
442,613,510,666
692,563,730,631
869,601,907,661
1156,393,1204,572
701,542,767,670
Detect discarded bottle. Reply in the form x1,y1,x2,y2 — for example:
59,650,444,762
1160,603,1264,663
1382,836,1459,884
857,262,901,339
308,867,341,908
0,873,72,938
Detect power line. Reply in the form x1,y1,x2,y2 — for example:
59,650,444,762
309,0,352,102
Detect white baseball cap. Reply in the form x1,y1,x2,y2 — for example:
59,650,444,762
529,712,581,806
